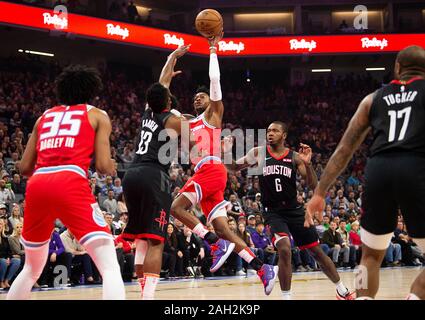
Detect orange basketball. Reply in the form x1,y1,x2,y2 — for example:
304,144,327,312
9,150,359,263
195,9,223,39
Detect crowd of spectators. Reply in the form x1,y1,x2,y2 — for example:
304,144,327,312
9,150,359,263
0,56,424,290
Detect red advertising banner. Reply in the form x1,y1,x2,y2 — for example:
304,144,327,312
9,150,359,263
1,1,424,57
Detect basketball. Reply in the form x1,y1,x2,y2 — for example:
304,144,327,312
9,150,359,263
195,9,223,39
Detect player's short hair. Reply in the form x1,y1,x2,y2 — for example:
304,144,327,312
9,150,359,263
55,65,103,105
146,82,169,113
170,94,179,109
194,85,210,99
396,45,425,74
270,121,288,133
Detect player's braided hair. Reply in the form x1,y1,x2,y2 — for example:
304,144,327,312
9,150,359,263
55,64,103,105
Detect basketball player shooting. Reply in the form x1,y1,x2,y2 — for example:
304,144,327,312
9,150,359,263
224,122,355,300
168,34,279,295
306,45,425,300
7,65,125,300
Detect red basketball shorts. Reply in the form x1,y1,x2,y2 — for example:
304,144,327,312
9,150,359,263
179,158,229,223
21,165,112,249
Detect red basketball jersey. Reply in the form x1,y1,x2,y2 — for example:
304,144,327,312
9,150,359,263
189,112,222,165
35,104,95,174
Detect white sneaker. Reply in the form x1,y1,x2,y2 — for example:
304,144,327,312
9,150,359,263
236,270,247,276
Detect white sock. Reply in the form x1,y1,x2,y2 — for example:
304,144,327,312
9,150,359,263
135,239,147,265
406,293,420,300
356,296,374,300
335,280,348,296
84,238,125,300
143,273,159,300
282,290,292,300
7,243,49,300
238,248,255,264
193,223,208,239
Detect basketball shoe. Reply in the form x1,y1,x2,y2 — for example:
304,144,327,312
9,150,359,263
257,264,279,295
210,239,235,273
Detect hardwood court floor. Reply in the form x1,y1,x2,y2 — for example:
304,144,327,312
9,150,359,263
0,267,423,300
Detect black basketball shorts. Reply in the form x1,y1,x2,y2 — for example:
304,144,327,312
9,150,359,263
122,164,171,242
263,206,320,250
361,153,425,238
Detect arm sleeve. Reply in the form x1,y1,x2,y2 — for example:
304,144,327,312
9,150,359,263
209,53,222,101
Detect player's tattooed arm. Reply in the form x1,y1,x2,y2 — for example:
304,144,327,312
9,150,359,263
294,144,317,189
159,45,191,89
19,117,41,176
315,94,373,197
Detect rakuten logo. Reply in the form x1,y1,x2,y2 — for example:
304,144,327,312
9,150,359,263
106,24,129,40
218,41,245,53
289,39,317,52
164,33,184,46
43,12,68,29
361,37,388,50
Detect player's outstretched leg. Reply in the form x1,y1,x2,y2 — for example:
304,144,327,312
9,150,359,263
84,238,126,300
7,242,49,300
212,216,278,296
170,195,235,272
307,245,355,300
275,238,293,299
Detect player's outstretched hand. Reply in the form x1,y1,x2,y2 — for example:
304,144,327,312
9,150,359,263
221,135,234,154
172,44,191,58
298,143,312,165
304,194,325,228
208,30,224,48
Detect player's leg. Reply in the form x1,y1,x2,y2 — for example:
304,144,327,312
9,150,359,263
171,186,221,245
409,239,425,299
210,212,278,296
265,212,292,298
134,239,147,279
140,239,164,299
356,156,399,299
397,157,425,300
7,175,52,300
288,210,354,300
61,177,125,299
83,238,125,299
274,237,292,299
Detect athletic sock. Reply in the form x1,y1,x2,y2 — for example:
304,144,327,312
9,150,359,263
138,277,145,296
238,248,263,271
143,273,159,300
335,280,349,296
281,290,292,300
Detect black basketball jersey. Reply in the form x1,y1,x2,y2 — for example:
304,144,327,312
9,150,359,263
258,146,299,209
131,109,174,172
370,77,425,157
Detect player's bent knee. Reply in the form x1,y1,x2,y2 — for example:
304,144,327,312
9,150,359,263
413,238,425,252
360,228,393,251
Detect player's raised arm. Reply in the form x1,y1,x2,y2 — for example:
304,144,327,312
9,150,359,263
19,117,41,176
92,108,115,175
294,143,318,190
159,45,191,89
205,32,224,123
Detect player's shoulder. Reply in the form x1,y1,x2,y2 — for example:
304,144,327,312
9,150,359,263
87,104,109,117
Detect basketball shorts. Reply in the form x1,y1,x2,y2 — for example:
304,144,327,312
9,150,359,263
361,153,425,238
179,160,228,224
22,165,112,250
263,206,320,250
122,164,171,242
